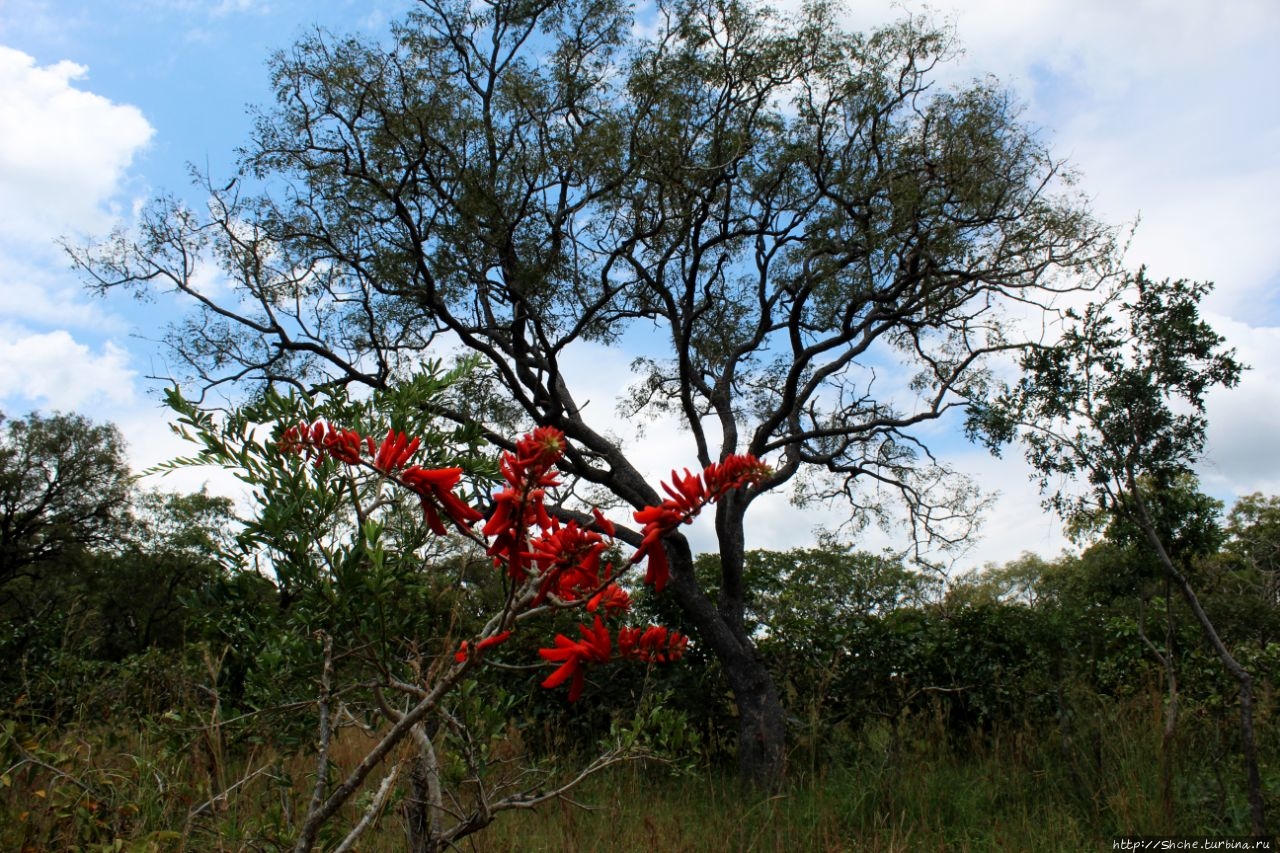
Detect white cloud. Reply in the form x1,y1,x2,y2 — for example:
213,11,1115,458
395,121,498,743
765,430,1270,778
0,45,153,415
0,326,136,410
115,404,252,501
0,255,126,330
0,46,154,243
1199,318,1280,501
212,0,266,17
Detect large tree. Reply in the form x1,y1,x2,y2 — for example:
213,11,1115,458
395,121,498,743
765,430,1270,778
73,0,1111,786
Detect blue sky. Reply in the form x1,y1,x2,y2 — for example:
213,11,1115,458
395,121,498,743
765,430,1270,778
2,0,1278,567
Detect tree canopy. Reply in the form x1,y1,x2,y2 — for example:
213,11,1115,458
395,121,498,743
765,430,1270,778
0,410,133,602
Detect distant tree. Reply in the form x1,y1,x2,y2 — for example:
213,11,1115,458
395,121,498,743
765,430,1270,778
73,0,1113,786
1224,493,1280,610
0,410,132,614
85,489,240,659
969,270,1265,834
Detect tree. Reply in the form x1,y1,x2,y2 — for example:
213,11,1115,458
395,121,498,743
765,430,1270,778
693,546,933,769
968,270,1266,834
85,489,240,659
0,410,133,612
72,0,1112,787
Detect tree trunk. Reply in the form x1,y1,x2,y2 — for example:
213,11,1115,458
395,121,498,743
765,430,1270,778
566,426,791,790
1135,504,1267,836
722,648,788,788
664,521,787,790
403,722,443,853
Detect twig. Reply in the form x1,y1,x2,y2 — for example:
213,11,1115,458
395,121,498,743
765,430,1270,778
296,631,335,853
188,763,281,818
333,760,402,853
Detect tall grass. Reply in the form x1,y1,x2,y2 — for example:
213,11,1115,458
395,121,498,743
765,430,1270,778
1,688,1270,851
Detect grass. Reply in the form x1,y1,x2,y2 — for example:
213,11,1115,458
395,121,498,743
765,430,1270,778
1,691,1270,852
467,724,1120,852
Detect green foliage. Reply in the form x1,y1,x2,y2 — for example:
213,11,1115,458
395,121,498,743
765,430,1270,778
969,270,1242,520
0,416,240,722
149,367,504,745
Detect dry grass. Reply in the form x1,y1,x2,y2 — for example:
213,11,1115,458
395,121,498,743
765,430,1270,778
1,693,1266,852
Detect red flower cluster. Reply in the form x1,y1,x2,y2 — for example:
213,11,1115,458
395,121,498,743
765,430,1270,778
631,454,771,591
280,420,363,465
538,615,613,701
278,420,483,534
276,420,764,702
483,427,566,580
618,624,687,663
538,617,689,700
586,583,631,616
401,465,484,535
370,428,420,473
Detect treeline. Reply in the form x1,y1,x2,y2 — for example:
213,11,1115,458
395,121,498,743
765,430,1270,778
2,409,1278,848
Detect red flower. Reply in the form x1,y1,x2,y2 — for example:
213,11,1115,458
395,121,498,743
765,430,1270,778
529,519,611,602
513,426,567,468
618,625,688,663
371,428,420,473
483,427,569,579
704,455,771,499
538,616,612,701
401,465,484,534
278,420,364,465
454,630,513,663
316,423,363,465
630,455,769,591
587,583,631,616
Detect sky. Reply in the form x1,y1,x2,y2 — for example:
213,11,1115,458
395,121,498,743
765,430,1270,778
1,0,1278,570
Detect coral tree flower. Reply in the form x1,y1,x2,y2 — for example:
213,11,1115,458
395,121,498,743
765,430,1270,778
279,420,363,465
618,625,689,663
370,428,420,473
483,427,567,580
280,420,719,703
277,420,483,534
400,465,484,534
630,455,770,591
539,619,688,700
538,616,613,701
586,583,631,616
529,519,612,603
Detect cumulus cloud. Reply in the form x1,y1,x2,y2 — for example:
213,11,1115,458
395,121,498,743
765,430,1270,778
0,46,153,243
1199,318,1280,500
0,256,125,330
0,326,136,410
0,46,153,416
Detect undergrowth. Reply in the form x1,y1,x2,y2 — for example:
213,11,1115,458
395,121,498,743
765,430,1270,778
4,686,1274,852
